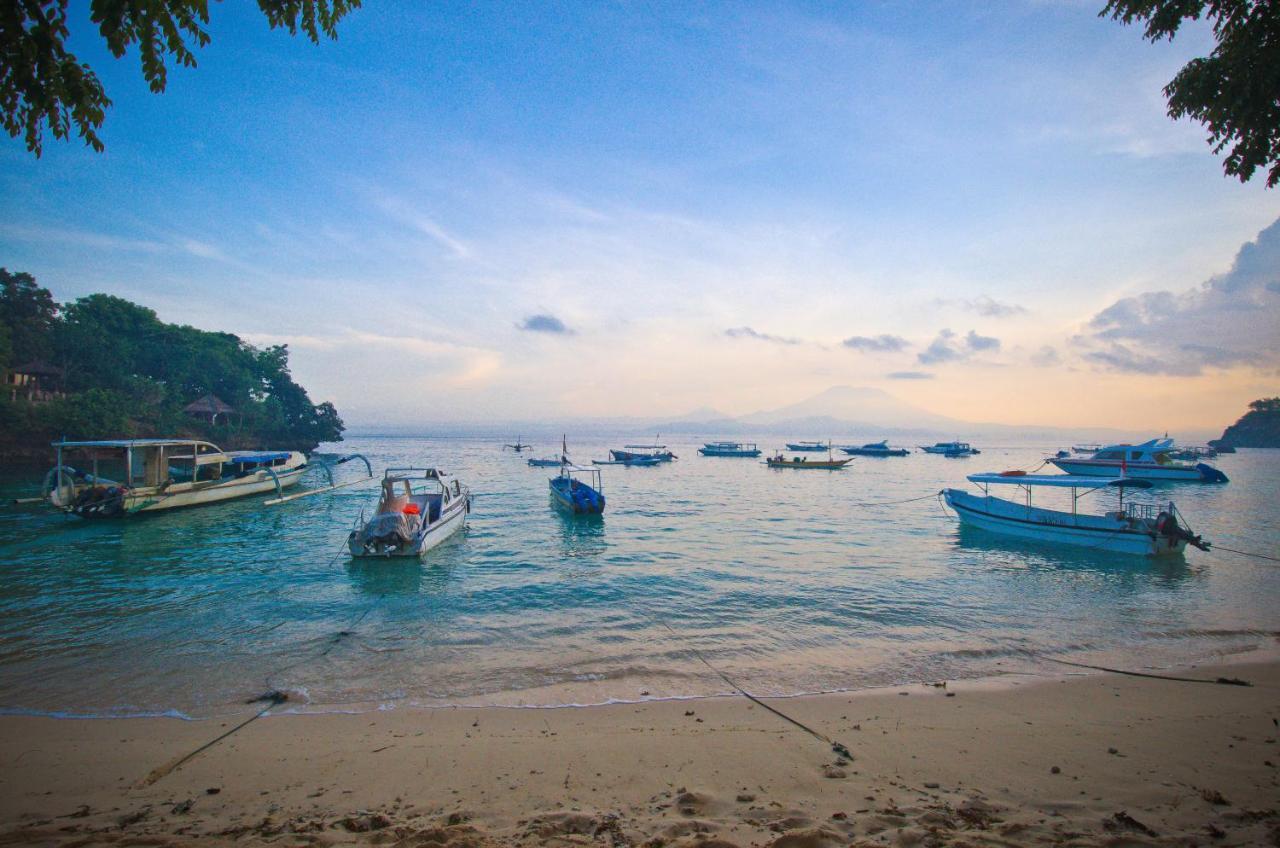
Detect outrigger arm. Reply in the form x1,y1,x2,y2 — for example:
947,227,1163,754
264,453,374,506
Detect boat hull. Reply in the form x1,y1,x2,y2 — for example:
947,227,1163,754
699,449,761,457
784,444,828,452
841,447,908,457
1049,459,1223,482
549,478,606,514
766,459,851,469
943,489,1186,556
53,463,308,517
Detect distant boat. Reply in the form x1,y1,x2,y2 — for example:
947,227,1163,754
943,472,1209,557
348,468,471,558
921,441,980,456
699,441,762,457
527,457,563,467
766,453,851,469
610,448,677,462
841,440,909,457
1071,443,1102,454
784,441,829,452
594,455,662,466
1048,438,1228,483
503,437,532,452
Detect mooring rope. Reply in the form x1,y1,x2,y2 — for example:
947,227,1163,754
1024,651,1251,687
1209,545,1280,563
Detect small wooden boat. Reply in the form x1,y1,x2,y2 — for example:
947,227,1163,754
1049,438,1228,483
610,448,676,462
841,440,909,457
943,472,1210,557
44,439,316,518
549,463,606,514
766,453,852,469
527,457,563,467
785,441,829,452
348,468,471,558
503,437,532,452
699,441,761,457
594,455,662,466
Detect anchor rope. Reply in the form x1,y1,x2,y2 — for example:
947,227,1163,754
1023,651,1252,687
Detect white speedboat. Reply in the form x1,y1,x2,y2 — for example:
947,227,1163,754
45,439,307,518
1048,438,1228,483
943,472,1209,557
921,441,980,455
348,468,471,558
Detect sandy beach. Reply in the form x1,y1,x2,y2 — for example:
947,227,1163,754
2,658,1277,847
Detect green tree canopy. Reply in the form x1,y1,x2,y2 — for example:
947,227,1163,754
1102,0,1280,187
0,268,59,367
1,0,361,157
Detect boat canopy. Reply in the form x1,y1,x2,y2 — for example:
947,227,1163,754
52,438,219,449
228,452,291,464
968,473,1153,489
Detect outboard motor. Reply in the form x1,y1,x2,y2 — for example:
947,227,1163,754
1155,511,1210,551
1195,463,1229,483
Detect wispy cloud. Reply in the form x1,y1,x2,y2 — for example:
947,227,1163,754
1030,345,1060,367
887,370,933,380
843,333,909,352
0,223,166,253
374,197,473,259
725,326,801,345
518,314,574,335
938,295,1028,318
917,328,1002,364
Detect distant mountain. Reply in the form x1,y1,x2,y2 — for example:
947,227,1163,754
740,385,961,430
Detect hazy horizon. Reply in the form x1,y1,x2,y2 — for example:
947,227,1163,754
3,2,1277,433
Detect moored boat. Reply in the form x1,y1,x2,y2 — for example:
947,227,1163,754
921,441,980,455
765,453,852,469
1048,438,1228,483
348,468,471,558
1071,443,1102,454
550,463,606,514
503,437,532,452
842,440,909,457
784,441,829,452
595,455,662,466
699,441,761,457
44,439,309,518
610,448,676,462
943,472,1209,557
527,457,563,467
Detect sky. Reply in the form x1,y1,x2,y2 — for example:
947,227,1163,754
2,1,1277,433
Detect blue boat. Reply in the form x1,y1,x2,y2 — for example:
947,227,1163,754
784,441,828,452
698,441,761,457
841,440,909,457
549,464,606,514
610,448,676,462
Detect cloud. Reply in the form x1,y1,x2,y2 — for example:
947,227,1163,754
886,370,933,380
1076,216,1280,376
938,296,1028,318
917,328,1001,364
518,314,574,335
1030,345,1060,367
724,326,800,345
843,333,909,352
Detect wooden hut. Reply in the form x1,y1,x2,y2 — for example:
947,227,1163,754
184,393,236,425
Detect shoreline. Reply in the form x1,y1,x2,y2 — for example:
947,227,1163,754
3,658,1278,847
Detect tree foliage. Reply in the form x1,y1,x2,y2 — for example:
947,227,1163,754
1102,0,1280,187
1,0,361,157
0,271,343,454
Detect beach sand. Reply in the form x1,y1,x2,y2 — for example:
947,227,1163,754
2,659,1278,847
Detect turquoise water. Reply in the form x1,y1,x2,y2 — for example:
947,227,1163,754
0,436,1276,718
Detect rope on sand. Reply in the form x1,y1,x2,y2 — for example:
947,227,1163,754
1024,651,1251,687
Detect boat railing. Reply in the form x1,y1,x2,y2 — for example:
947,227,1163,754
1123,502,1162,522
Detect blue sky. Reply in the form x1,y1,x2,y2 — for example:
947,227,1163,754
2,1,1277,430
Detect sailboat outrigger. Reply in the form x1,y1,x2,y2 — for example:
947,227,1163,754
943,472,1209,556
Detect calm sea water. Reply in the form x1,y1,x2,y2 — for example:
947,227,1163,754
0,435,1276,718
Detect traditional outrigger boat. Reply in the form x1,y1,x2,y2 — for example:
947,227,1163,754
699,441,761,457
527,456,564,467
1048,438,1229,483
841,440,909,457
595,455,662,466
549,463,606,514
44,439,313,518
784,441,829,452
766,453,852,469
348,468,471,558
610,437,676,463
943,472,1210,557
503,437,532,452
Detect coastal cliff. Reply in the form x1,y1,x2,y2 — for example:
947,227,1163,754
1211,397,1280,449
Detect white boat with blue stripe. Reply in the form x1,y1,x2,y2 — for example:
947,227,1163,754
943,472,1209,557
1048,438,1228,483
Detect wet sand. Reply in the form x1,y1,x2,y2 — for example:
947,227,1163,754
2,659,1278,847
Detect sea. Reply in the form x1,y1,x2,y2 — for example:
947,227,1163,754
0,435,1276,719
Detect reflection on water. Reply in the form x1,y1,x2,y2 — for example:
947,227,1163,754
0,438,1276,717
